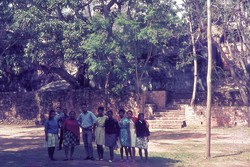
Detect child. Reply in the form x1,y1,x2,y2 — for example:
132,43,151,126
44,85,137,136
44,110,59,161
94,106,108,160
135,113,150,162
118,109,132,161
62,111,80,160
104,110,120,163
127,110,137,161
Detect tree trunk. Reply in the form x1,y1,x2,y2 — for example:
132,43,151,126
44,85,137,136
213,39,249,105
206,0,212,159
104,72,111,109
38,65,80,89
188,12,198,107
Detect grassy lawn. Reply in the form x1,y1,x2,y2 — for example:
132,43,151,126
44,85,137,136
0,126,249,167
147,127,250,167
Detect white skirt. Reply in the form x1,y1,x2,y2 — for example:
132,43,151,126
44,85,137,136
44,133,58,147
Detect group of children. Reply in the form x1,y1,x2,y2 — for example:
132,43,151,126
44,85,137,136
44,104,150,163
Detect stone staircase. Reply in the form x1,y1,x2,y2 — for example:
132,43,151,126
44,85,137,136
146,92,191,129
147,108,186,129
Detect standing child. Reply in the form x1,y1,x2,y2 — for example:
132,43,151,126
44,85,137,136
62,111,80,161
127,110,137,161
135,113,150,162
118,109,132,161
58,108,68,150
104,110,120,163
44,110,59,161
94,106,108,161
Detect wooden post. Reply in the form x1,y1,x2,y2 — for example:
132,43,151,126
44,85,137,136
206,0,212,159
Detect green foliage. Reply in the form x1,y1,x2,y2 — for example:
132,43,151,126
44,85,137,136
0,0,188,94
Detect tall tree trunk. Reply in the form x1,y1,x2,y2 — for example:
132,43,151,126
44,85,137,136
206,0,212,159
188,12,198,107
104,71,110,109
213,38,249,105
225,41,249,105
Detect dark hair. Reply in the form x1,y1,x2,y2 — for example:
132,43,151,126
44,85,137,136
81,102,87,106
107,110,113,115
69,111,76,115
118,108,125,114
98,106,104,111
138,113,144,118
127,110,133,114
49,110,56,120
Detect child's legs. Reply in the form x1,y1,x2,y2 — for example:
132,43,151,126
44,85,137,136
109,147,114,160
127,147,132,159
64,146,69,158
124,147,129,159
132,147,136,159
70,146,75,158
138,148,142,159
120,147,124,159
144,149,148,160
97,145,103,159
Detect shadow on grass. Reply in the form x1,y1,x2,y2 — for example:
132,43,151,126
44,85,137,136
213,151,244,158
0,136,180,167
151,131,206,140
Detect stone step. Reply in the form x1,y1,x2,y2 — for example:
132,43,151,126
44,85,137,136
149,123,183,129
147,118,186,129
153,116,184,120
154,111,185,117
147,120,184,124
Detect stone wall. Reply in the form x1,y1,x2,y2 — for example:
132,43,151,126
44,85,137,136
183,105,250,127
1,89,249,128
0,89,142,125
145,91,167,110
0,89,108,125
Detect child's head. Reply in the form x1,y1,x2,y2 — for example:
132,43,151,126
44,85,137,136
138,113,144,121
97,106,104,115
69,111,76,119
49,110,56,120
127,110,133,119
106,110,113,118
118,109,125,118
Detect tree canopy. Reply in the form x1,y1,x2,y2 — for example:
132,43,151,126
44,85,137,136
0,0,249,105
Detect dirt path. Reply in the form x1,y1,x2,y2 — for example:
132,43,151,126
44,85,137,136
0,125,249,167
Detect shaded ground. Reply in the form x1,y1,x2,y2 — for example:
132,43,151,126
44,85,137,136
0,125,249,167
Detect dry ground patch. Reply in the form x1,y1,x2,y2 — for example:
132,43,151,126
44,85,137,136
0,125,249,167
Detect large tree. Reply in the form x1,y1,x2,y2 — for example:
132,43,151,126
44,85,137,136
0,0,182,103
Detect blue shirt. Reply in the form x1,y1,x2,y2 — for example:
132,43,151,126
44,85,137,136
55,111,64,121
44,119,58,134
77,111,97,128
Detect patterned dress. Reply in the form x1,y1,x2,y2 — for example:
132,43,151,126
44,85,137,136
63,131,80,147
119,117,131,147
135,120,150,149
63,118,80,147
95,115,108,145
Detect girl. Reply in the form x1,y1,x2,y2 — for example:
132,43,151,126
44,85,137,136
135,113,150,162
62,111,80,160
104,110,120,163
118,109,132,161
44,110,58,161
127,110,137,161
94,106,108,160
